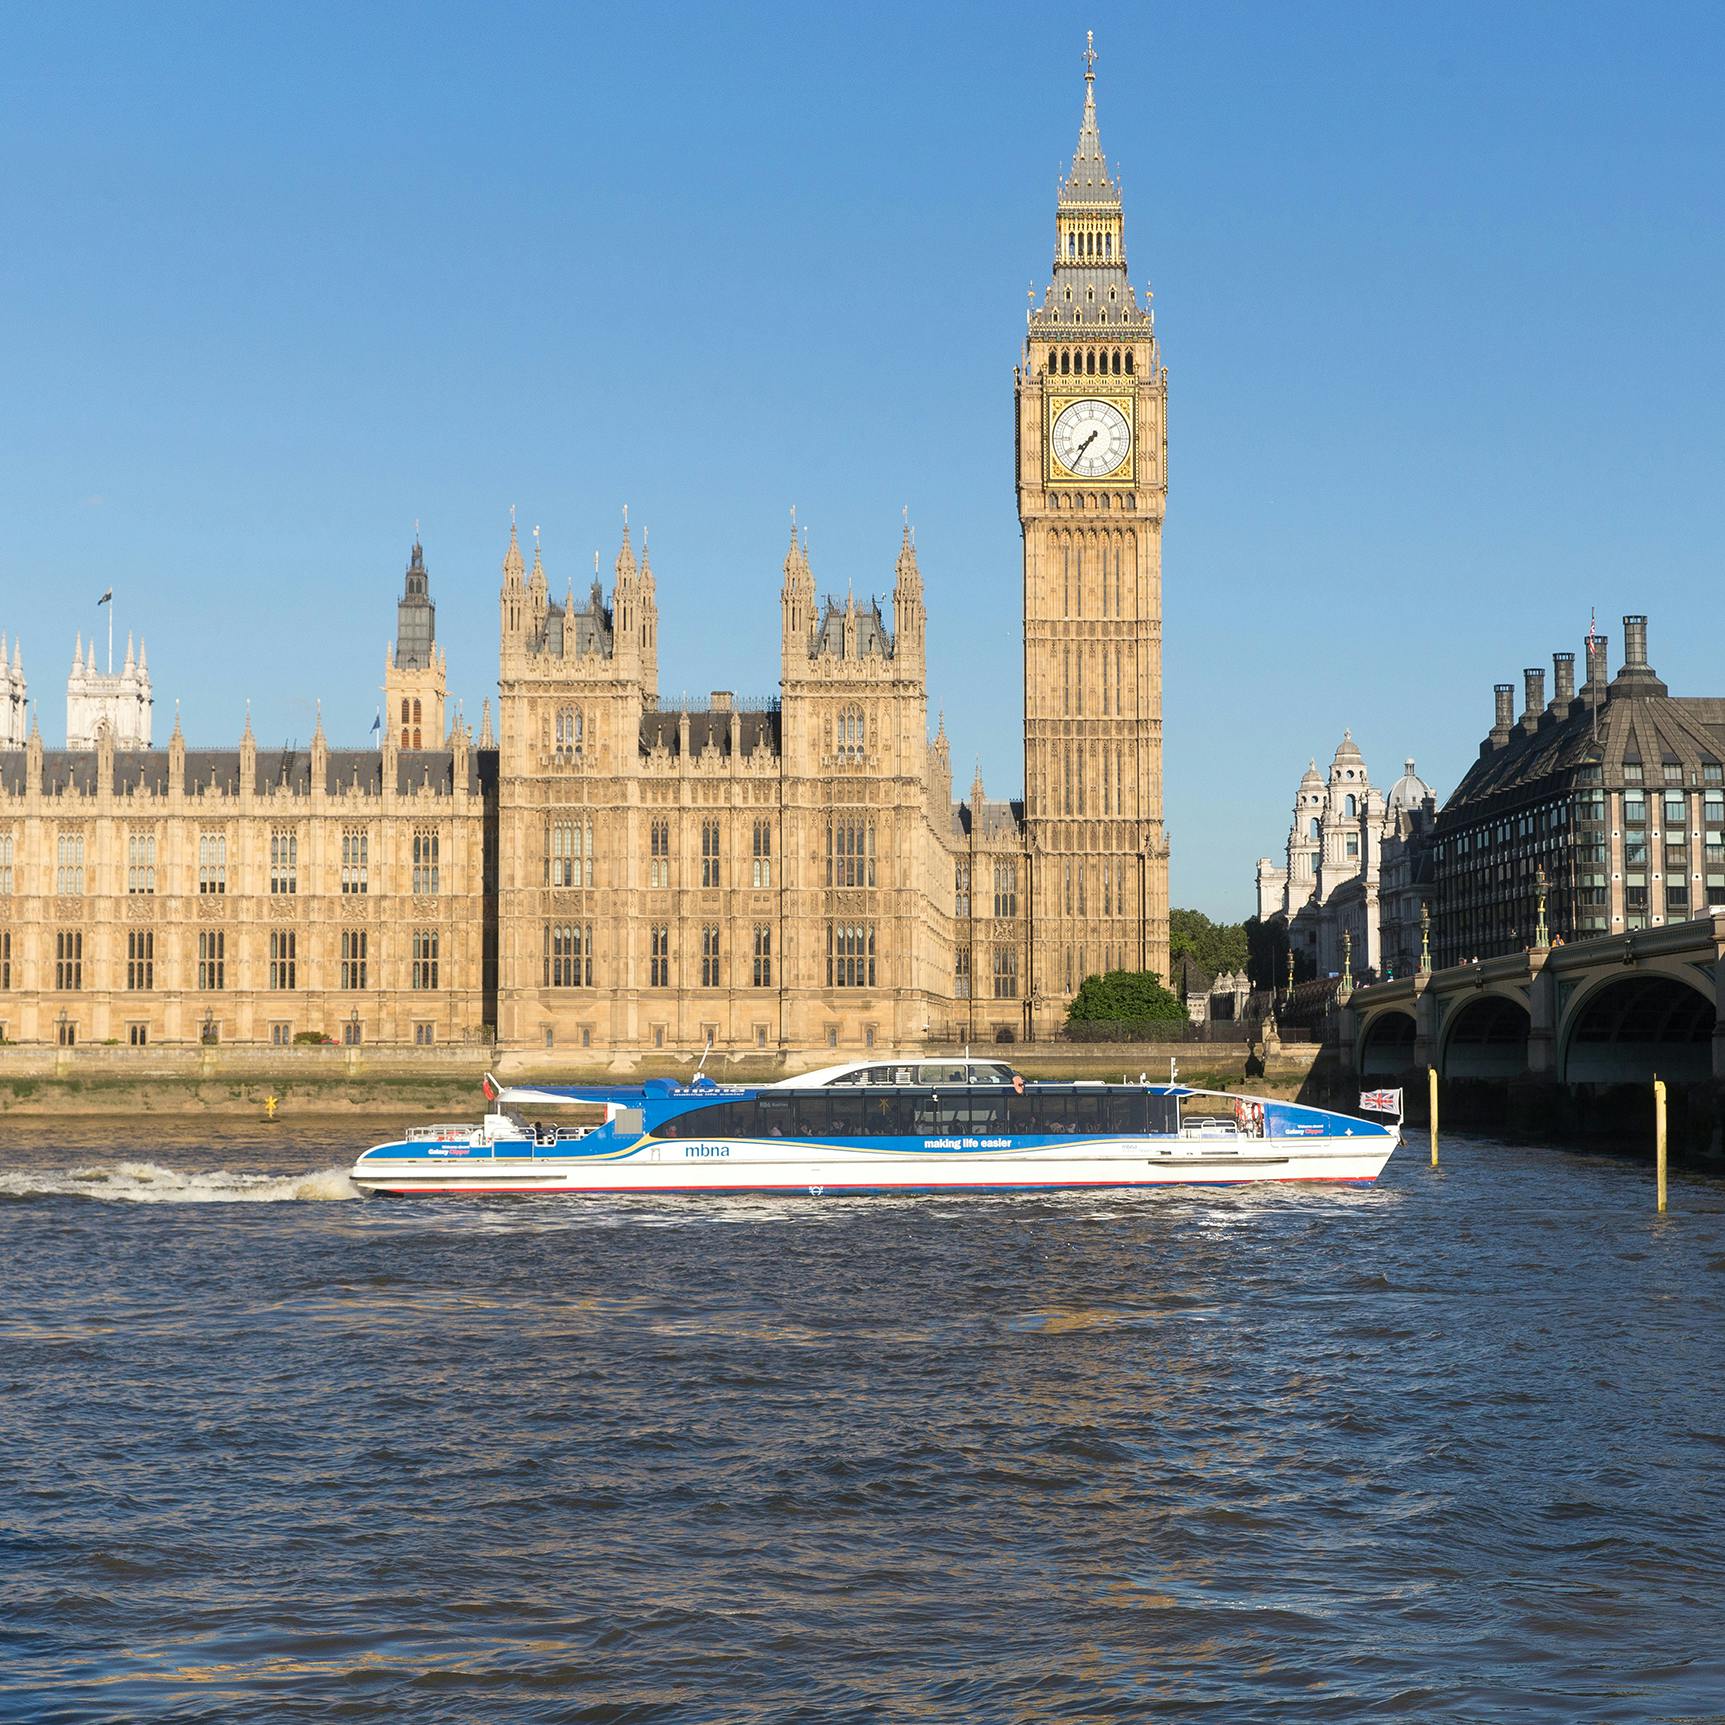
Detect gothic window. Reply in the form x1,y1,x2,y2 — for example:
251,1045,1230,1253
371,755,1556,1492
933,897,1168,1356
700,925,720,987
268,930,296,991
1060,349,1070,375
1125,351,1134,375
1111,348,1120,373
0,928,9,990
340,930,367,990
411,929,439,990
827,922,876,988
545,924,592,987
126,930,153,992
649,818,670,888
993,860,1017,919
955,944,971,999
827,818,876,888
650,925,670,988
836,706,866,763
992,945,1019,999
55,830,85,895
197,831,227,895
548,817,593,888
751,820,772,888
127,829,156,894
197,930,225,992
1085,349,1094,374
0,829,12,895
1105,233,1113,260
401,699,410,725
412,827,440,894
955,861,970,919
269,828,298,895
555,706,582,757
413,698,422,725
752,924,772,987
1067,233,1075,260
341,828,369,895
700,819,721,887
55,929,82,991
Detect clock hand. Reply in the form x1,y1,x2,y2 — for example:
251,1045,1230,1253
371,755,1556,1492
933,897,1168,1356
1075,430,1099,459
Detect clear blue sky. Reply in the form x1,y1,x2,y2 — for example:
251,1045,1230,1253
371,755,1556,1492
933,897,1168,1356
2,2,1720,920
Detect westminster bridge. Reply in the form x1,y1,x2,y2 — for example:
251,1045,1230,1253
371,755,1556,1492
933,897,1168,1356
1337,912,1725,1153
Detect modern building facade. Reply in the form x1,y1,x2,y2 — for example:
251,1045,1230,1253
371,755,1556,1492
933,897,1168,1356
1430,617,1725,966
0,45,1171,1054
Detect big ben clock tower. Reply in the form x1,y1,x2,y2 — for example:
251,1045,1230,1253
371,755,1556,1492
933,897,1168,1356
1018,34,1169,1027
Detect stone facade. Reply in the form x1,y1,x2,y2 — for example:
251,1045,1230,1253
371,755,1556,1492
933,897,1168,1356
1017,41,1170,1031
0,634,24,748
0,44,1169,1054
67,630,153,750
0,708,490,1050
1256,735,1434,983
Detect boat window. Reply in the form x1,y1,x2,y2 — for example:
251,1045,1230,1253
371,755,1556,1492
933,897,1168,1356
1063,1092,1100,1133
863,1091,910,1135
756,1096,793,1138
824,1092,866,1136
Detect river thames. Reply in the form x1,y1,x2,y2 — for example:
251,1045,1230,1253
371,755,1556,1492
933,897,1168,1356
2,1121,1722,1723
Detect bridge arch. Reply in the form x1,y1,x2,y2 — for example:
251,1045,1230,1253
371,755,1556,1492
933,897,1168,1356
1358,1008,1416,1077
1441,992,1531,1079
1560,972,1716,1084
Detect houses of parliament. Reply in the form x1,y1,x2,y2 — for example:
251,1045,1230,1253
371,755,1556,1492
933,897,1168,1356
0,47,1170,1056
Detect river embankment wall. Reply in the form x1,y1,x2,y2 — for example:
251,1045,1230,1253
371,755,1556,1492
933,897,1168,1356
0,1042,1319,1117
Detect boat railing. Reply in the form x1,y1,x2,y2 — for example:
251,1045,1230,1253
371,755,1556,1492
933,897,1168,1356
405,1124,479,1142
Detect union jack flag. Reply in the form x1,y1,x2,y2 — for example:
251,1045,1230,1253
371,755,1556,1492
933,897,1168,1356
1359,1088,1402,1115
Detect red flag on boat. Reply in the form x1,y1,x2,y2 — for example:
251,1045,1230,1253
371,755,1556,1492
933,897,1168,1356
481,1072,499,1102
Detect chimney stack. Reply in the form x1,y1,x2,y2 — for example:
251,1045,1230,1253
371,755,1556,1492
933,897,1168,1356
1492,682,1515,744
1552,651,1575,709
1622,614,1648,671
1584,631,1610,699
1521,668,1545,729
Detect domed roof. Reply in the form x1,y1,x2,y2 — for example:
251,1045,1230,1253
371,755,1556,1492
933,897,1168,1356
1331,728,1365,764
1298,758,1323,789
1387,757,1433,814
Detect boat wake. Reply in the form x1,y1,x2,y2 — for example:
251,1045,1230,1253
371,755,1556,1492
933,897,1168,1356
0,1161,359,1204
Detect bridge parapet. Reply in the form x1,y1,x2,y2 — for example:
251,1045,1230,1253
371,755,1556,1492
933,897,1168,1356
1345,913,1725,1084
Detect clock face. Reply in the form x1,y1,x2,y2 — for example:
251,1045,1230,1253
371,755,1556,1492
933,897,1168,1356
1051,397,1132,478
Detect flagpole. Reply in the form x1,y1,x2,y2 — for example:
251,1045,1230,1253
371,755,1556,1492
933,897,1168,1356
108,598,113,676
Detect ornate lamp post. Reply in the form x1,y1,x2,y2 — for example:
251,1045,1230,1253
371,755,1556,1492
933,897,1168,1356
1534,865,1549,949
1285,946,1295,997
1339,928,1354,1000
1419,903,1432,976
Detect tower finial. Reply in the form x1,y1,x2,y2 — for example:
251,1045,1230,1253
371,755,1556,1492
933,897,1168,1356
1084,28,1096,81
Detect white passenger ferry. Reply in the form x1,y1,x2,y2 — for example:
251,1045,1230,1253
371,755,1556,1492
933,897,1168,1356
349,1058,1397,1197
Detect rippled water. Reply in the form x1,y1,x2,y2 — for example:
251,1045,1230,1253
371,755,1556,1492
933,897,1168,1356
3,1118,1723,1723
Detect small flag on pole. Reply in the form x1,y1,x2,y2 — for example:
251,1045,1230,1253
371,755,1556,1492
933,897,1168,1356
370,707,381,740
1360,1088,1402,1116
97,588,113,606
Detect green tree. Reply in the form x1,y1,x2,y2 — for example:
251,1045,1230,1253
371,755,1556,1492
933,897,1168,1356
1168,908,1250,977
1066,969,1185,1029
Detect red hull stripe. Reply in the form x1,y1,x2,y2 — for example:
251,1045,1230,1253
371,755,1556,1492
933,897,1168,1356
365,1174,1379,1195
